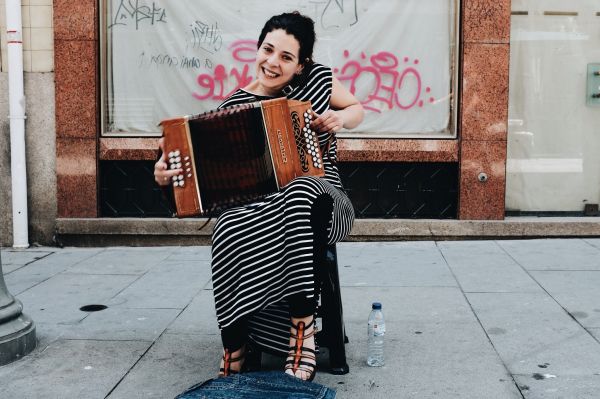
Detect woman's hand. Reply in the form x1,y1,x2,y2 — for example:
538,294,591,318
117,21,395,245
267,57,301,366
154,138,182,186
310,110,344,133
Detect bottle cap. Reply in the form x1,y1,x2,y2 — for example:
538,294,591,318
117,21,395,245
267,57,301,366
372,302,382,310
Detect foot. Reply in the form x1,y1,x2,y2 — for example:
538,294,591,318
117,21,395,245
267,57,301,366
285,315,317,381
219,345,245,377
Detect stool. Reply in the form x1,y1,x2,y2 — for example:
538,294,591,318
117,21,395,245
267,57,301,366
245,245,350,375
315,245,350,375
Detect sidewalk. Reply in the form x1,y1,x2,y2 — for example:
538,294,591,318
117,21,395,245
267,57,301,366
1,239,600,398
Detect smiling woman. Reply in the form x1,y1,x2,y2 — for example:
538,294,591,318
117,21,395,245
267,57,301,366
154,11,363,382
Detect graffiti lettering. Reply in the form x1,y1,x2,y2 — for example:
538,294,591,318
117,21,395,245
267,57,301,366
109,0,167,30
308,0,358,30
192,40,256,101
189,20,223,54
138,51,204,70
335,50,434,113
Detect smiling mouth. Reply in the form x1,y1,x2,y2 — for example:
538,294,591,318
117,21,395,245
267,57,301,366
262,67,280,78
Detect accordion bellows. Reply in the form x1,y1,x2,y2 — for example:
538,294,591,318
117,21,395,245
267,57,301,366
160,98,326,217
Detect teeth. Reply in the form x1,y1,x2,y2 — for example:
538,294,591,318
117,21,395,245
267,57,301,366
263,68,279,78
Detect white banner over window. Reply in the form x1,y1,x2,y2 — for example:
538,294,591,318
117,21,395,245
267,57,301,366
104,0,458,136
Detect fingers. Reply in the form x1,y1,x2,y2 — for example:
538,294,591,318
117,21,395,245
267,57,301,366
154,155,182,186
310,110,343,133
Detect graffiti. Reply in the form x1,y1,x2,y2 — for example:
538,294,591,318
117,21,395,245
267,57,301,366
335,50,435,113
109,0,167,30
138,51,204,70
191,42,435,113
192,40,256,101
189,20,223,54
308,0,359,30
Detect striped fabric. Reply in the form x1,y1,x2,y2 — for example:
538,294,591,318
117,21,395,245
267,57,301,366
212,63,354,355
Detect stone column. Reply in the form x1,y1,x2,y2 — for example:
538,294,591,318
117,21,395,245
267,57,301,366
0,251,36,365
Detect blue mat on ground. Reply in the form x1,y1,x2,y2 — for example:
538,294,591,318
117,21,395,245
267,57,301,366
175,371,336,399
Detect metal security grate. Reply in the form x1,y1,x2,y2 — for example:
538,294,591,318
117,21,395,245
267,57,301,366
100,161,174,217
100,161,458,219
338,162,458,219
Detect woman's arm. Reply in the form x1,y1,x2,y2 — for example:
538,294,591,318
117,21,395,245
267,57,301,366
311,76,364,133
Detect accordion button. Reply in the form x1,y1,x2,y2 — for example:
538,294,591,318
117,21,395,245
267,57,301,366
174,150,180,157
178,175,184,181
170,164,176,169
168,151,174,158
186,168,191,172
180,182,185,187
184,156,190,161
187,173,192,178
185,162,190,166
176,163,182,168
173,182,178,187
303,112,308,117
172,176,177,181
175,157,181,162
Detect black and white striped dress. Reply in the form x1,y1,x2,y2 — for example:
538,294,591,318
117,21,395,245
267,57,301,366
211,63,354,355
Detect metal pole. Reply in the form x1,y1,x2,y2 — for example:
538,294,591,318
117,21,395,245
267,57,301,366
0,249,36,365
6,0,29,248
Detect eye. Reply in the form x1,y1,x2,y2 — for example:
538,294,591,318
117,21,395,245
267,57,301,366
282,55,292,61
262,46,273,53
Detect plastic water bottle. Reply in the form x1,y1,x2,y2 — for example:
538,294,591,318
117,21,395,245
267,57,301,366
367,302,385,366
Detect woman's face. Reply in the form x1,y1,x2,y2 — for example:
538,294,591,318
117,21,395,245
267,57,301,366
255,29,303,95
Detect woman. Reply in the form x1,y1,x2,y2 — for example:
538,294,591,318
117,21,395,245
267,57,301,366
155,11,363,381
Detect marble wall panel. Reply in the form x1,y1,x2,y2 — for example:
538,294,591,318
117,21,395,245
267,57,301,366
459,140,507,220
56,138,97,218
54,40,97,138
462,0,511,43
53,0,97,41
460,43,510,142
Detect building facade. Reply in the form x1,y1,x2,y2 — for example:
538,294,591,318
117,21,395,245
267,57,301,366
1,0,598,247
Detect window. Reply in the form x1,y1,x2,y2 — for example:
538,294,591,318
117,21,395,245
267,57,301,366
101,0,460,138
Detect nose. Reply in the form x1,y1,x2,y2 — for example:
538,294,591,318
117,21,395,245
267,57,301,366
266,53,278,66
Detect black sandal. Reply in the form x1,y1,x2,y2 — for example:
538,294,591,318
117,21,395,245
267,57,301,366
219,347,246,377
285,319,317,381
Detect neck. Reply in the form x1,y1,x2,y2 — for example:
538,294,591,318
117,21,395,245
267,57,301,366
244,80,284,97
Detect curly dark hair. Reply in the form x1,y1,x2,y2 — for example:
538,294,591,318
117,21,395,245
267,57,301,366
257,11,316,66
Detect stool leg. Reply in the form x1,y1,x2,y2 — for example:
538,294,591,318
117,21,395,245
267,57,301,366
321,247,349,375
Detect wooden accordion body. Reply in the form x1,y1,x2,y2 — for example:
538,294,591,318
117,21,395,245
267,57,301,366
160,97,325,217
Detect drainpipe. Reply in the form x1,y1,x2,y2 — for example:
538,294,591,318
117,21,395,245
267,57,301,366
5,0,29,248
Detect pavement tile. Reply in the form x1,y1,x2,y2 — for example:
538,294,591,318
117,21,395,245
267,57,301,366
437,241,543,293
529,271,600,328
466,292,600,376
0,339,150,399
337,242,456,287
339,286,474,325
583,238,600,250
166,289,220,336
497,239,600,271
106,333,222,399
316,323,521,399
4,248,104,294
164,245,212,262
62,307,182,341
65,247,178,275
108,261,211,309
16,273,141,324
1,249,53,273
514,374,600,399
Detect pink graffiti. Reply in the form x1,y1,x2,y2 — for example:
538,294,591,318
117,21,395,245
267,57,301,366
192,40,257,101
192,42,435,113
336,50,434,113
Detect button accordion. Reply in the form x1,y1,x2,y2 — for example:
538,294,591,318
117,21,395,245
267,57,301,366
160,97,326,217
